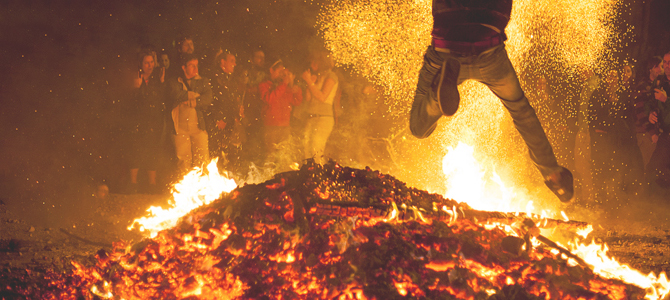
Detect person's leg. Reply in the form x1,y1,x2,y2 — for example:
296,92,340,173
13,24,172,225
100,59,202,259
303,118,316,160
310,117,335,163
130,168,139,184
574,128,593,203
208,128,222,162
174,133,192,174
476,45,561,178
624,133,645,195
147,170,157,185
192,129,210,169
409,46,460,138
590,131,609,203
637,132,657,168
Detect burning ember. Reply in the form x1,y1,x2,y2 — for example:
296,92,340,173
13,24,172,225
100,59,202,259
10,157,670,299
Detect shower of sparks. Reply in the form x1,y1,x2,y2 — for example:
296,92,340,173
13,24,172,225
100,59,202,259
318,0,432,105
318,0,625,203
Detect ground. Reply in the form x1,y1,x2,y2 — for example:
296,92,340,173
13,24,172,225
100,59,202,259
1,186,670,296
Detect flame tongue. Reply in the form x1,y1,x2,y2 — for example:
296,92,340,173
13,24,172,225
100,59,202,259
441,142,670,299
128,159,238,238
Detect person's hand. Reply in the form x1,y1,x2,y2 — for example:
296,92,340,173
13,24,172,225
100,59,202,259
216,120,226,130
652,134,659,144
362,85,376,95
286,71,295,86
649,111,658,124
180,99,196,108
133,70,143,88
301,70,313,85
655,88,667,103
187,91,199,100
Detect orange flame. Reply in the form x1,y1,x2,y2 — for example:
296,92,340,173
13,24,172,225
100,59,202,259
441,142,670,299
128,159,237,238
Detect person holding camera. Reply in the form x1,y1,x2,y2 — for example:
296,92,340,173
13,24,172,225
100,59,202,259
127,50,166,194
646,51,670,189
633,57,663,167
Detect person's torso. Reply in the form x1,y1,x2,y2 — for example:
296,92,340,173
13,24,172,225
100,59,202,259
176,77,207,133
136,77,165,130
307,71,338,116
589,85,629,131
261,81,296,126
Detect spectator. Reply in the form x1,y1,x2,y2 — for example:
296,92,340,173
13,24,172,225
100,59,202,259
301,50,339,163
248,49,267,86
167,35,196,79
589,69,629,203
244,49,268,167
159,50,171,76
573,65,600,203
634,57,663,167
178,36,195,55
259,59,303,168
646,51,670,188
166,54,212,174
208,51,244,173
128,50,166,194
618,63,645,195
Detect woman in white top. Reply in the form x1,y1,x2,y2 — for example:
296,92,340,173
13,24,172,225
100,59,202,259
301,51,339,162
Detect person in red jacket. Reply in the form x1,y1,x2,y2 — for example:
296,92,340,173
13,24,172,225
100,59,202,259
259,60,303,168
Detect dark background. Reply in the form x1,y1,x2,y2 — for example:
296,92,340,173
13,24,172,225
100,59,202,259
0,0,324,228
0,0,669,229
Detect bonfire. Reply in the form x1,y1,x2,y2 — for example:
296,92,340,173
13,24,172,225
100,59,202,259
8,159,670,299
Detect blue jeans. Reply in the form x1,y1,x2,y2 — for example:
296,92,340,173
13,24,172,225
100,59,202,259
409,44,561,177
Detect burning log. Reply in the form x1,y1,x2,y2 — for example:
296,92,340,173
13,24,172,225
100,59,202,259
13,160,650,299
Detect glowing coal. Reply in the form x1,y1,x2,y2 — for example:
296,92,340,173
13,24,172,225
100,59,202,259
15,160,666,299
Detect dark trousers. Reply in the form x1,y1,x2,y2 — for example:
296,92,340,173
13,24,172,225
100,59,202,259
646,133,670,187
409,44,561,177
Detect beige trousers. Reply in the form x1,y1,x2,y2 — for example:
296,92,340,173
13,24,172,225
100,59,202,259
174,129,210,174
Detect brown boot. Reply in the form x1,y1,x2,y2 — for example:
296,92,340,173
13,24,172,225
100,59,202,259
545,167,574,203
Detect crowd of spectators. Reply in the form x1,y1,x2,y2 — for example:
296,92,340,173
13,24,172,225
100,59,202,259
125,36,348,194
126,34,670,205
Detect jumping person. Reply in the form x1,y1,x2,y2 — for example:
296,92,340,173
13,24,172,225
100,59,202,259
409,0,574,202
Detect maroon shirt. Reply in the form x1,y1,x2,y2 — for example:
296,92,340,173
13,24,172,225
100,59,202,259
432,0,512,42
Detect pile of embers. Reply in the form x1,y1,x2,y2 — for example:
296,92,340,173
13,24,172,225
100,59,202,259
10,160,645,299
